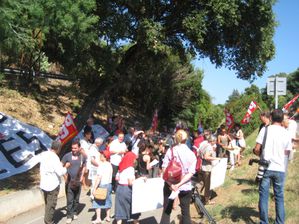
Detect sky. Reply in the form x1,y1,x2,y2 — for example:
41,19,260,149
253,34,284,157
194,0,299,105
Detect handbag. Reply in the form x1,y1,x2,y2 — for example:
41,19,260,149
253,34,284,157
163,148,183,185
94,187,108,200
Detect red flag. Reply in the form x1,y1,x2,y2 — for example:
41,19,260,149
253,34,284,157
57,112,78,145
151,109,158,132
224,108,234,130
283,94,299,111
241,101,258,124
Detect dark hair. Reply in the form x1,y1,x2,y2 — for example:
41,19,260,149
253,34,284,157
271,109,284,123
83,126,92,135
72,138,81,147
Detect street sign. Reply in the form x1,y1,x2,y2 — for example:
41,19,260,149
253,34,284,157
267,76,287,109
267,77,286,96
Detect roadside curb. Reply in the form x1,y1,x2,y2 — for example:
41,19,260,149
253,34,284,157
0,182,65,222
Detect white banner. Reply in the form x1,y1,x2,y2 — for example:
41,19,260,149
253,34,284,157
0,112,52,180
76,124,109,141
132,177,164,214
210,158,227,190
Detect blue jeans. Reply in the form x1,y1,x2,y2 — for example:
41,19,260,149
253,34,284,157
259,170,285,224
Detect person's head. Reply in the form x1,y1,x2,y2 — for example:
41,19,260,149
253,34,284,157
51,140,62,154
282,113,290,128
207,134,217,145
271,109,284,123
71,139,81,155
86,117,94,127
220,128,227,135
175,129,188,144
260,111,271,125
100,149,110,162
129,127,135,135
234,123,241,130
117,132,125,143
94,137,104,147
83,126,92,140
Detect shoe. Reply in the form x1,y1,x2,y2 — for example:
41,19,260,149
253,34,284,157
92,219,102,224
105,217,111,222
66,218,72,224
73,215,78,220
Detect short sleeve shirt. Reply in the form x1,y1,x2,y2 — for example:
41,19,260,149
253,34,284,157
256,125,292,172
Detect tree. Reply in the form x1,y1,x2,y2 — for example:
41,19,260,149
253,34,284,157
97,0,276,81
0,0,99,74
227,89,241,103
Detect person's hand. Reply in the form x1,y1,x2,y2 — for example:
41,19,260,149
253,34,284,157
64,162,71,169
171,184,179,192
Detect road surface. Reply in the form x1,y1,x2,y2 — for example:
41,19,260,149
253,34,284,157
6,189,180,224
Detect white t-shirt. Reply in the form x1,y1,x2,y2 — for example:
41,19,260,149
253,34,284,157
109,139,127,166
40,151,67,191
96,161,113,185
88,144,100,180
256,125,292,172
118,167,135,185
80,139,92,169
288,119,297,140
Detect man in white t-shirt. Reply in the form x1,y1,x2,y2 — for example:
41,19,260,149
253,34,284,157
109,132,127,191
253,109,292,224
40,140,70,224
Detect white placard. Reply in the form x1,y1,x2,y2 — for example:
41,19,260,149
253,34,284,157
210,158,227,190
149,159,159,167
0,112,52,180
132,177,164,214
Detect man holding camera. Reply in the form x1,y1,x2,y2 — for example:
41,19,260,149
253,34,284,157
253,109,292,224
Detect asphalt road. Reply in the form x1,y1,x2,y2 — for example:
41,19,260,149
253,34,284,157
6,188,180,224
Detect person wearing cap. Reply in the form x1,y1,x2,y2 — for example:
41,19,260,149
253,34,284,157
39,140,70,224
91,149,113,224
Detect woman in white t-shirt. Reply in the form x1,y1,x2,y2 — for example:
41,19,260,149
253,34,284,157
91,150,113,224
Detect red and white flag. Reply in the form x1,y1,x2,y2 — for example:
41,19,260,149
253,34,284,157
241,101,258,124
151,109,158,132
57,112,78,145
224,108,234,130
283,94,299,111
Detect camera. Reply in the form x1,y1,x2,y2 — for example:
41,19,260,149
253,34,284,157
248,158,270,183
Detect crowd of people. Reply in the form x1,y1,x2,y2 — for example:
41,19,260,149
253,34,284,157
39,110,298,224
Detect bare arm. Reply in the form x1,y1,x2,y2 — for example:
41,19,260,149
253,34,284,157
253,143,262,156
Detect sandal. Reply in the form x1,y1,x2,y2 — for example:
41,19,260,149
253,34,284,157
92,219,102,224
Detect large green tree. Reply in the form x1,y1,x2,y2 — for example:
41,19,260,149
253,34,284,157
97,0,276,81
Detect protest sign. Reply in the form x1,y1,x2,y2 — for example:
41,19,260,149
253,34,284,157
210,158,228,190
132,177,164,214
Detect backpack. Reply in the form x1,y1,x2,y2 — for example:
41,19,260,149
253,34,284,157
163,147,183,185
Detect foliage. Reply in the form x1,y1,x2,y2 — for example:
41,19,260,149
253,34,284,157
97,0,276,81
0,0,99,72
225,84,268,136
